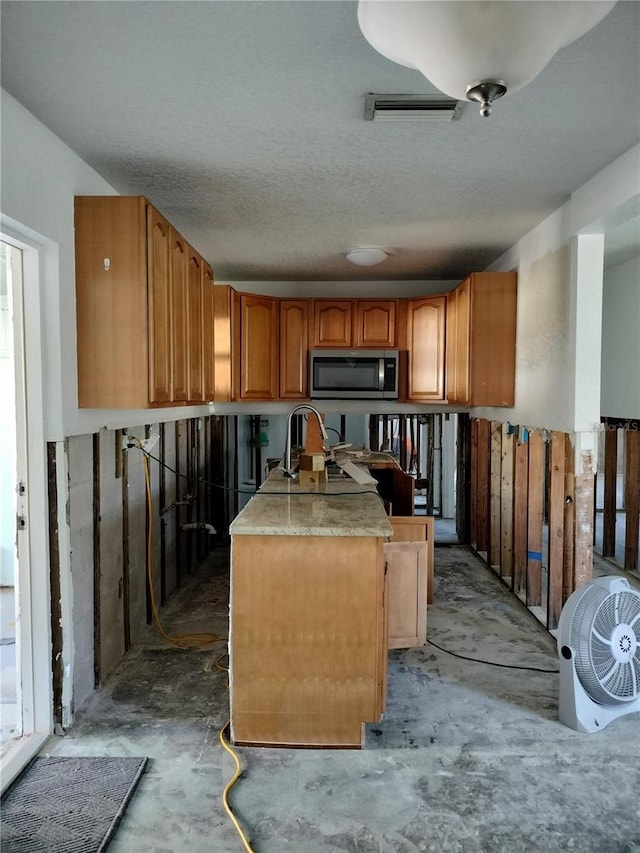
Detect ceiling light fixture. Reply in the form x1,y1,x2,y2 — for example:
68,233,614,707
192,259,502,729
357,1,616,117
346,247,389,267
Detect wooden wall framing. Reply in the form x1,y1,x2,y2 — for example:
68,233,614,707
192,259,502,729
469,418,594,631
85,415,235,685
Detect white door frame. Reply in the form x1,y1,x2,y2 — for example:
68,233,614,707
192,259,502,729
1,220,53,792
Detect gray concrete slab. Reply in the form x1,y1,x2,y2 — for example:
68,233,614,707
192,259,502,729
40,545,640,853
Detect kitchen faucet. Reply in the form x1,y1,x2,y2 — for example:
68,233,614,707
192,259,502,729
283,404,329,478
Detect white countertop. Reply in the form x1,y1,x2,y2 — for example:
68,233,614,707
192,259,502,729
229,467,393,537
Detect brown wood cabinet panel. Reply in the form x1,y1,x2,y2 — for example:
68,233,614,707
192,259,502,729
240,293,278,400
279,299,309,399
446,277,471,404
147,206,173,404
230,534,386,747
75,196,149,409
75,195,216,408
356,300,397,348
187,247,204,402
384,540,428,648
469,273,517,406
313,299,353,347
446,272,517,407
213,284,240,402
406,296,446,401
202,263,215,402
170,228,188,403
389,515,435,605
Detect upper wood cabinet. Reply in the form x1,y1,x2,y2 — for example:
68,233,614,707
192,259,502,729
213,284,240,402
75,196,216,409
202,262,215,402
147,206,173,404
187,246,205,402
356,300,397,348
169,227,189,403
405,296,447,402
279,299,309,399
240,293,279,400
312,299,353,347
446,272,517,407
312,299,397,348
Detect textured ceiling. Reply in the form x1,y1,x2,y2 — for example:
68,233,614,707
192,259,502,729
1,0,639,282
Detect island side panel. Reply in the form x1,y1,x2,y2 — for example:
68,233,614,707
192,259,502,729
230,534,386,747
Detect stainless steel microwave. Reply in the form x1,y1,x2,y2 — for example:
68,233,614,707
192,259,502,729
309,349,399,399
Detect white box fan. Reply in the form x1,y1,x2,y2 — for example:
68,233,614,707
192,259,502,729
558,576,640,732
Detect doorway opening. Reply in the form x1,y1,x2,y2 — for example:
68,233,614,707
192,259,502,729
0,242,21,751
0,233,52,791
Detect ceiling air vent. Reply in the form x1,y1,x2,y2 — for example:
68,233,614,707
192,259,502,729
364,93,464,122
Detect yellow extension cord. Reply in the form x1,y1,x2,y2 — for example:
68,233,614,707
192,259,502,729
140,447,255,852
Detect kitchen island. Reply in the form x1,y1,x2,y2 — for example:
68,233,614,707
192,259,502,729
229,467,393,748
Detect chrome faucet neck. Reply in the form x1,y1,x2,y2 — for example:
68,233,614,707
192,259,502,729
284,404,328,477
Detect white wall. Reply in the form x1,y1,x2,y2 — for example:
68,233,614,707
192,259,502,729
478,144,640,434
601,254,640,418
0,89,216,439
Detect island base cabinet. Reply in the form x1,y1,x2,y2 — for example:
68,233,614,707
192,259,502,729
230,535,387,748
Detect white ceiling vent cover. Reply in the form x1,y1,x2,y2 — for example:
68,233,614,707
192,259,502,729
364,93,464,121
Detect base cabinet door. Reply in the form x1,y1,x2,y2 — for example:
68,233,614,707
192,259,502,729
384,541,428,649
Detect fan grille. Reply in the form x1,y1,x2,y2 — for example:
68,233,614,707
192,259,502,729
571,586,640,705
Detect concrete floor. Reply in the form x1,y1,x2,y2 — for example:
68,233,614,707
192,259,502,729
39,545,639,853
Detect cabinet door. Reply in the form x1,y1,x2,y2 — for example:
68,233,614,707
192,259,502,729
240,294,278,399
384,541,428,649
407,296,446,401
279,299,309,399
187,247,204,402
202,262,215,402
445,287,458,402
147,206,173,403
313,300,353,347
356,300,397,348
170,228,188,402
468,272,517,406
454,276,471,405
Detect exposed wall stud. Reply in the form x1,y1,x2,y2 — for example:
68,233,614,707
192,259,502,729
547,431,566,629
526,429,544,608
500,423,514,582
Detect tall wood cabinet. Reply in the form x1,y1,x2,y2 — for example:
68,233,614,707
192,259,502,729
279,300,309,399
169,228,189,403
75,196,215,409
405,296,447,401
446,272,517,406
239,294,279,400
202,263,216,402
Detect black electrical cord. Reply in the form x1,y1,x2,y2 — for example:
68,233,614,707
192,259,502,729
426,638,559,673
134,447,386,501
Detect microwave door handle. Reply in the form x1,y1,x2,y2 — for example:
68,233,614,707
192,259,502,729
378,358,385,390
